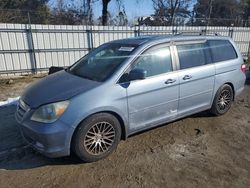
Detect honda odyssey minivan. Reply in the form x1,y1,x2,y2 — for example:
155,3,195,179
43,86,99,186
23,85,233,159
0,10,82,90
16,35,246,162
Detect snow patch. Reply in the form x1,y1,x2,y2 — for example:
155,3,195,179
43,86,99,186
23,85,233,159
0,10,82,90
0,97,20,107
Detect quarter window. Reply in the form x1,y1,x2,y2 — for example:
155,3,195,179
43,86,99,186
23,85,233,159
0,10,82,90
177,43,209,69
132,47,172,77
208,40,237,62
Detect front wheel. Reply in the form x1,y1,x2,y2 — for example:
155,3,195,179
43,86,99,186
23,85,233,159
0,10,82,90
72,113,121,162
210,84,234,116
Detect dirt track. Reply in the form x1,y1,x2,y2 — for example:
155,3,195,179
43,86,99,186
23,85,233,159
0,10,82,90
0,76,250,188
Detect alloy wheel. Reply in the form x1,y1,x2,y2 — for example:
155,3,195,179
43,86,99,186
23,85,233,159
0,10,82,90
83,122,115,155
217,89,232,111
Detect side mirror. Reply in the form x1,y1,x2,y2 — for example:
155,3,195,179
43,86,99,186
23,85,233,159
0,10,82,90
129,68,147,81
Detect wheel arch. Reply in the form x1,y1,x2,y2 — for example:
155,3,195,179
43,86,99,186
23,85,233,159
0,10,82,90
71,110,128,146
102,110,127,140
224,82,235,100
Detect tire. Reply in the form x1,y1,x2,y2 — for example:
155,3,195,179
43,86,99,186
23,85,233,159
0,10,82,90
210,84,234,116
72,113,121,162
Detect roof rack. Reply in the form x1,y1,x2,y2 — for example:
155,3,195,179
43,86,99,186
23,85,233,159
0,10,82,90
174,32,221,36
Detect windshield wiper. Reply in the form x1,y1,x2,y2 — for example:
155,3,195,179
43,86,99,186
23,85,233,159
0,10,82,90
80,75,93,80
66,69,92,80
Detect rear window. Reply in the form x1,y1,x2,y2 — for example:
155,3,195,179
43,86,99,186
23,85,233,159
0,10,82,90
208,40,238,63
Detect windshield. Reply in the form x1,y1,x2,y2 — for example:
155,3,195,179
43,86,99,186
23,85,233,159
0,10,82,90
69,43,138,82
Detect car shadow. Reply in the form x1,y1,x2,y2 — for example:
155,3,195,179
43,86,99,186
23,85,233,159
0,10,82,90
191,111,213,118
246,71,250,85
0,106,84,170
246,79,250,85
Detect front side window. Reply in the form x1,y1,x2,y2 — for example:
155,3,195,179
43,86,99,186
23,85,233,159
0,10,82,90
208,40,238,63
177,43,209,69
131,46,172,77
69,43,137,82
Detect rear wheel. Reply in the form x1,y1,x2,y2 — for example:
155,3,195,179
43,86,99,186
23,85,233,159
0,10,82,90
72,113,121,162
210,84,234,116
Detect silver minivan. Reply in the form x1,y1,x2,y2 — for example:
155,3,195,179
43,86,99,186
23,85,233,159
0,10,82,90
16,35,246,162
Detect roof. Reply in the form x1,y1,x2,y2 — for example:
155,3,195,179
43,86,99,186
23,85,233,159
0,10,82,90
110,34,230,46
110,36,158,45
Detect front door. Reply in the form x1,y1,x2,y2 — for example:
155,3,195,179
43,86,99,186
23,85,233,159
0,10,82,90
126,44,179,132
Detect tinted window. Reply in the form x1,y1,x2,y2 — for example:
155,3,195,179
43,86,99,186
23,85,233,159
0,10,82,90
132,47,172,77
69,43,137,82
208,40,237,62
177,43,209,69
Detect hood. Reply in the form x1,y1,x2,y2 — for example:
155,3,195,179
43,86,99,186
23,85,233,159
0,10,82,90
21,70,101,108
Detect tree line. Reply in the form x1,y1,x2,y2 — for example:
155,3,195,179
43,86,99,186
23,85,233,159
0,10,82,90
143,0,250,26
0,0,128,25
0,0,250,26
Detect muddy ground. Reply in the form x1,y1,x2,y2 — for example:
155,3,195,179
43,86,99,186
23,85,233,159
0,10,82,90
0,75,250,188
0,74,46,101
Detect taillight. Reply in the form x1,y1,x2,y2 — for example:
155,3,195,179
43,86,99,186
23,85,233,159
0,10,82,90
241,64,246,74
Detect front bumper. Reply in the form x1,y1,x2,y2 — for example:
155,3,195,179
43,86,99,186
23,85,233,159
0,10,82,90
16,107,75,158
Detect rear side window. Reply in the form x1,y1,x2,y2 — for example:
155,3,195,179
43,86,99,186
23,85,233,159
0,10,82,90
177,43,210,69
208,40,238,63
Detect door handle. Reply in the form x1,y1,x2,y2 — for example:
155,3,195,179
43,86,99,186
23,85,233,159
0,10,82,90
165,79,176,84
183,75,192,80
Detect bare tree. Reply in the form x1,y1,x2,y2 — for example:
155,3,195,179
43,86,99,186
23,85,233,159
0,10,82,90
194,0,243,26
0,0,50,24
55,0,125,26
241,0,250,26
80,0,96,25
51,0,95,25
152,0,191,25
102,0,111,25
57,0,64,12
101,0,124,26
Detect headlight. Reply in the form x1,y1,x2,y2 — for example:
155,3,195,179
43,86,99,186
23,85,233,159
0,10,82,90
31,101,70,123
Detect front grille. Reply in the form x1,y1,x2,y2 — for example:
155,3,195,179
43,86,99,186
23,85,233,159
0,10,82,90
16,99,30,121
